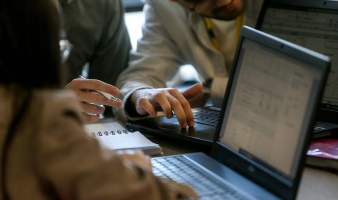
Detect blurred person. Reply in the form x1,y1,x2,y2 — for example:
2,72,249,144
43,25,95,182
115,0,264,128
60,0,131,118
0,0,197,199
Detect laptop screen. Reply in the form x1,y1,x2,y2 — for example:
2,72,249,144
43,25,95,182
218,38,322,182
259,4,338,113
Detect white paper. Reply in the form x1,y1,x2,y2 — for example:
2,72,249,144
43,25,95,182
84,122,159,150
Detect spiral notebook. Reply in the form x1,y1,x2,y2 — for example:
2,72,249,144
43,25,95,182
84,122,162,156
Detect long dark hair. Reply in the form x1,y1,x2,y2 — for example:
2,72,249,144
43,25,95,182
0,1,64,199
0,0,63,88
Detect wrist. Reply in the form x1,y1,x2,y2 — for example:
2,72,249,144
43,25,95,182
126,95,145,118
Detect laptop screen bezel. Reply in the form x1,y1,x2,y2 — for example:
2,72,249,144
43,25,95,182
255,0,338,124
210,26,330,200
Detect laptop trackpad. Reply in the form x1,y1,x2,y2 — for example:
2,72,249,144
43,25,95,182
158,120,215,141
165,122,210,130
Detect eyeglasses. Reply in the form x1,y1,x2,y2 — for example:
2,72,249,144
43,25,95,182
60,39,72,63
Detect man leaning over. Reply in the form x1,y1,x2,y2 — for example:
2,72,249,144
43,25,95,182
115,0,264,127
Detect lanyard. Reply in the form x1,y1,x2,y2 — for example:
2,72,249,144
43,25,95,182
203,14,244,52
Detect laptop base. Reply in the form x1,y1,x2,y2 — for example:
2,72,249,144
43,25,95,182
152,153,280,200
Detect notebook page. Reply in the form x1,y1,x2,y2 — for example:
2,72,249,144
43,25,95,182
84,122,159,150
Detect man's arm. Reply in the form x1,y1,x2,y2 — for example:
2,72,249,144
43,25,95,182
114,1,204,127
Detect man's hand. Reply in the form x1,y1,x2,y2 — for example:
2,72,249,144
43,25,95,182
131,83,204,128
66,79,123,123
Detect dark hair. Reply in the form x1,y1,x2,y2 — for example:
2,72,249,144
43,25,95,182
0,0,63,88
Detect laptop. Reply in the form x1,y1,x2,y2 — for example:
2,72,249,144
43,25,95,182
126,0,338,144
256,0,338,138
151,26,330,200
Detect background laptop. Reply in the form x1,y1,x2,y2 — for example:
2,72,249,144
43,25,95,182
256,0,338,138
151,26,330,200
126,0,337,145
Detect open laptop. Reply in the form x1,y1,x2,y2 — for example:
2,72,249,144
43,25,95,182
256,0,338,138
151,26,330,200
126,0,338,144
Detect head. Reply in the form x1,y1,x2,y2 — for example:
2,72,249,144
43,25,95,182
174,0,245,20
0,0,64,89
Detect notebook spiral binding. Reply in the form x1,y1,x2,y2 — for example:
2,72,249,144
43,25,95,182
90,129,130,137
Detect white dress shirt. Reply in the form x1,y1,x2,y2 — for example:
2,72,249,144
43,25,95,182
114,0,264,120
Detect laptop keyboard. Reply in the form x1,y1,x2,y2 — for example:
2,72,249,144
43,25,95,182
173,108,220,127
152,156,252,200
173,107,328,132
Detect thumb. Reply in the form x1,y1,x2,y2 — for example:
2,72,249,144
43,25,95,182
181,83,203,100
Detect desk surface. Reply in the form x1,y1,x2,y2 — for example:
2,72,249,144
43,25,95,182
99,118,338,200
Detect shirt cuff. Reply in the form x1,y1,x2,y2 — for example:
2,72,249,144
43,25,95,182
114,86,154,121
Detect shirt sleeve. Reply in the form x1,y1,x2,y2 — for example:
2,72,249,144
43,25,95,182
62,0,131,85
114,0,187,120
87,0,131,85
34,94,197,200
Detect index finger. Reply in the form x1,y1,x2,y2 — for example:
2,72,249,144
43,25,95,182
71,79,120,96
169,90,194,127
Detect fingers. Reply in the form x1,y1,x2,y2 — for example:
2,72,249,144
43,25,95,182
81,103,104,123
80,102,105,114
74,90,123,107
169,90,195,127
133,88,197,128
66,78,120,97
181,83,203,100
137,98,157,117
154,93,173,119
82,113,100,123
152,90,192,128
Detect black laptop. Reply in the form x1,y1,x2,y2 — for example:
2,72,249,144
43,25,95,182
256,0,338,138
126,0,338,144
151,26,330,200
